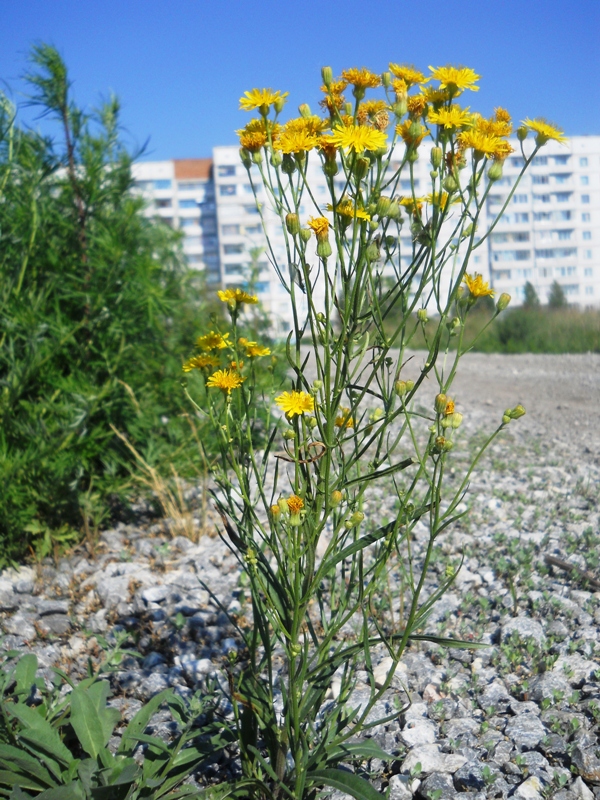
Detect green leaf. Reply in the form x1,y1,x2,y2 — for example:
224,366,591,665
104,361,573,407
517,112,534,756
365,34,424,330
409,634,488,649
14,655,38,696
321,527,389,574
70,685,108,758
308,768,383,800
119,688,172,754
8,703,73,777
327,739,391,763
0,768,50,792
35,784,85,800
0,743,56,788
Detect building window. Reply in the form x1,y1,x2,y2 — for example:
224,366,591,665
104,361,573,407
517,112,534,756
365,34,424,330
223,243,244,255
582,212,591,222
134,180,153,191
513,194,528,203
583,231,592,240
245,224,262,234
563,284,579,295
580,176,589,186
400,179,420,189
180,218,197,228
511,157,525,168
553,174,570,184
244,205,260,215
585,250,593,259
221,224,240,236
514,213,529,223
585,286,594,295
539,268,550,277
243,184,254,194
534,212,551,221
580,157,588,167
219,185,236,196
186,254,203,264
532,156,547,165
557,230,572,240
493,250,531,261
554,155,569,165
155,199,172,208
218,165,236,177
184,236,201,246
178,199,197,209
153,179,172,190
584,267,593,276
493,269,511,280
532,175,549,184
554,192,570,202
555,210,572,220
225,264,244,275
178,181,205,191
582,195,590,203
254,281,270,293
555,266,577,276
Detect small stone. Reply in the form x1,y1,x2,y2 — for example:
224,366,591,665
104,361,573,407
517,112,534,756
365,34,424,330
454,761,498,791
13,579,35,594
221,638,237,654
0,590,18,612
387,774,412,799
421,772,457,798
513,775,544,799
571,746,600,783
538,733,568,761
36,614,71,636
553,654,599,687
3,613,36,641
501,617,546,646
37,599,70,616
142,651,166,669
138,672,170,700
373,656,408,689
401,744,466,775
399,722,438,748
529,672,571,704
181,658,214,682
141,585,169,604
572,776,594,799
505,714,547,750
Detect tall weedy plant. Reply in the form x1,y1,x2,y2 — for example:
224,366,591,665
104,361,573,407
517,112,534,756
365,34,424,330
186,64,564,799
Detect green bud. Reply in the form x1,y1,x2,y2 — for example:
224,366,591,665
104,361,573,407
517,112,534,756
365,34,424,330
392,100,408,118
365,242,379,262
274,96,287,114
345,511,365,529
502,414,511,424
381,71,391,88
317,239,332,259
434,393,448,414
354,157,370,181
252,150,263,165
496,292,511,312
239,148,252,169
387,200,401,220
376,195,392,217
270,150,282,167
417,308,428,323
322,158,339,177
285,213,301,236
282,154,296,174
278,497,289,514
405,380,415,392
517,126,528,142
311,380,323,394
395,380,408,397
368,219,379,231
299,103,311,119
407,148,419,163
321,66,333,87
306,416,318,429
509,404,526,419
283,429,296,440
344,102,353,116
487,161,503,182
430,170,438,179
450,412,463,429
330,490,343,507
430,146,443,169
443,175,458,192
300,228,312,243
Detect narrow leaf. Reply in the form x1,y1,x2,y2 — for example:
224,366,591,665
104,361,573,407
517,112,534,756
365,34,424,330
119,688,172,754
14,655,38,696
308,768,383,800
70,686,107,758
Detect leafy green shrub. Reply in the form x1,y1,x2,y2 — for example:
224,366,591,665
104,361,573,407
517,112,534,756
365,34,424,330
0,45,222,564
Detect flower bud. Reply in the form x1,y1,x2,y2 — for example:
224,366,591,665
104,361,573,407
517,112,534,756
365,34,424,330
450,412,463,429
299,103,311,119
496,293,511,312
405,380,415,391
502,414,511,424
330,490,343,507
417,308,428,323
443,174,458,192
285,213,301,236
407,149,419,163
270,150,282,167
517,126,528,142
317,239,332,259
283,429,296,440
321,66,333,87
239,148,252,169
376,195,392,217
252,150,263,165
282,154,296,174
392,100,408,118
300,228,312,243
434,393,448,414
508,404,526,419
270,504,281,518
353,157,370,181
368,219,379,231
273,95,287,113
430,146,442,169
395,380,408,397
487,161,503,182
345,511,365,529
381,71,391,88
278,497,289,514
344,102,353,116
387,200,401,220
369,408,384,423
306,415,318,429
322,159,339,177
443,439,454,452
365,241,380,262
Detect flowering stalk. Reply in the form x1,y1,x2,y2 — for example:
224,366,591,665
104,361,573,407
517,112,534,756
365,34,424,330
185,64,563,799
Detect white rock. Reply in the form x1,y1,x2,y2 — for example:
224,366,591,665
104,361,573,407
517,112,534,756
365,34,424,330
553,654,598,686
572,776,594,800
387,774,412,799
513,775,543,799
372,657,408,689
401,744,466,775
181,658,214,681
400,721,438,748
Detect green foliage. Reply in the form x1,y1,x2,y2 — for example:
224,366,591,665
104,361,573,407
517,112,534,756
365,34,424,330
548,280,568,309
523,281,540,309
0,45,218,564
0,652,233,798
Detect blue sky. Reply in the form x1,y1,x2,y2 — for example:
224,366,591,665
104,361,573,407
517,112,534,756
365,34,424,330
0,0,598,161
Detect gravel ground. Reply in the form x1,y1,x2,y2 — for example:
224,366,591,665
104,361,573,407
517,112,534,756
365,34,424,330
1,352,599,799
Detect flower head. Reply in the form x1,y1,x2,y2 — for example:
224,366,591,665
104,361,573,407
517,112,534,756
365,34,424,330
335,406,355,429
197,331,232,351
239,88,289,112
522,118,567,145
327,198,371,221
329,123,387,154
317,135,338,161
458,129,512,161
206,369,245,394
237,118,281,152
286,494,304,515
218,288,259,306
307,216,330,240
463,272,494,298
427,66,481,94
428,105,474,130
275,391,315,417
276,128,319,154
471,109,512,138
357,100,390,130
245,343,271,358
182,354,220,372
396,120,428,148
399,195,425,215
406,95,428,119
341,67,381,90
388,64,426,88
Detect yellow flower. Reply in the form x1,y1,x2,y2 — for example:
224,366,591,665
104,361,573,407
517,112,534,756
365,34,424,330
307,216,330,240
229,360,244,370
472,109,512,138
276,128,319,154
327,199,371,221
197,331,232,351
237,118,281,152
283,115,328,136
275,391,315,417
329,123,387,154
427,65,481,94
457,129,512,160
396,120,428,148
239,88,289,112
357,99,389,119
182,354,220,372
341,67,381,90
317,135,338,160
320,81,347,113
286,494,304,514
206,369,245,394
388,64,426,87
428,105,474,130
399,196,425,215
522,118,567,145
320,79,348,95
407,95,428,118
463,272,495,298
218,288,259,305
391,78,408,99
245,343,271,358
426,191,459,210
444,398,455,415
335,407,355,429
420,86,451,106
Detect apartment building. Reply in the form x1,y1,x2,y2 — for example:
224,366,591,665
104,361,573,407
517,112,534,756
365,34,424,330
131,158,220,284
133,136,600,325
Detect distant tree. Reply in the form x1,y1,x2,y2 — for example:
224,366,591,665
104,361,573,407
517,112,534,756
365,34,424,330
548,280,568,309
522,281,540,308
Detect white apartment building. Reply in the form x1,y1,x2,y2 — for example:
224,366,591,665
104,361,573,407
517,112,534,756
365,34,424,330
131,159,220,284
134,136,600,326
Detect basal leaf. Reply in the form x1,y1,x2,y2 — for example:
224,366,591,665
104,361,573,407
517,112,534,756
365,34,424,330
14,654,38,696
307,768,383,800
